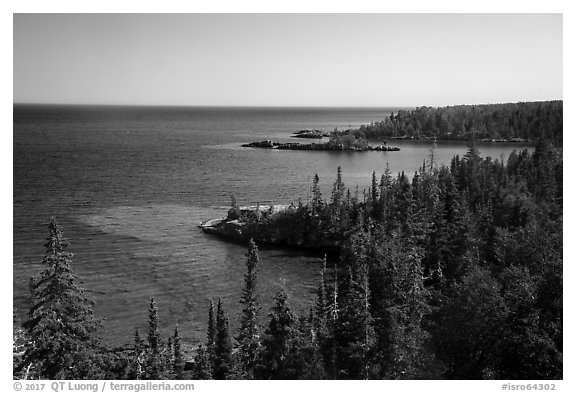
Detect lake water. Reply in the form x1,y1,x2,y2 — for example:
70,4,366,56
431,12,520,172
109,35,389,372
13,105,532,348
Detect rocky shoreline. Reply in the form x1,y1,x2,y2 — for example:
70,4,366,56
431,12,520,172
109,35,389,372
241,139,400,151
198,204,339,252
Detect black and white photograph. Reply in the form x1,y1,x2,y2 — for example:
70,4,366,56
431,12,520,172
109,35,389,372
9,5,567,388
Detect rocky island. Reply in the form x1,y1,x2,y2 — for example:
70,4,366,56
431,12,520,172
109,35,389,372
275,142,400,151
291,129,331,139
242,135,399,152
242,128,401,151
241,140,399,151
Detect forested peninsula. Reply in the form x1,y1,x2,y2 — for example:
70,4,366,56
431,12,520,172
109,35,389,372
241,101,563,152
13,101,563,380
342,100,562,143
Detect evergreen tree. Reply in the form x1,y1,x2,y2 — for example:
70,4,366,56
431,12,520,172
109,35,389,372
371,236,435,379
371,171,379,205
423,168,472,287
19,217,101,379
259,286,296,379
213,298,233,379
311,173,323,215
147,299,160,353
377,164,393,225
333,267,375,379
283,314,326,379
330,167,345,208
388,246,435,379
390,172,412,231
144,298,163,379
207,299,216,350
172,325,184,379
236,239,261,379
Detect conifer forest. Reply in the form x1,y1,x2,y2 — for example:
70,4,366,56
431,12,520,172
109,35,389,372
13,102,563,380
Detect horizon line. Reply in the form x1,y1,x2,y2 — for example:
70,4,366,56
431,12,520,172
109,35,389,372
12,99,563,109
12,102,411,109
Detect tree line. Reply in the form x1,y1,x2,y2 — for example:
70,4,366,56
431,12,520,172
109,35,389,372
14,139,562,379
339,101,562,145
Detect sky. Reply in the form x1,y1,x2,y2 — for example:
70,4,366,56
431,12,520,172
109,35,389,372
13,13,563,107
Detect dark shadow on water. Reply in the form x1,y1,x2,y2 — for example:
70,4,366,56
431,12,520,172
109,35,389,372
201,231,336,260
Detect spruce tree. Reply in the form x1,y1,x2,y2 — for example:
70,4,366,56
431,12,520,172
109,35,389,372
331,167,345,208
20,217,101,379
311,173,323,215
333,267,375,379
259,285,295,379
391,171,413,231
378,164,393,226
283,314,326,379
173,325,184,379
374,237,434,379
145,298,162,379
148,298,160,353
207,299,216,350
371,171,379,205
213,298,233,379
236,239,261,379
